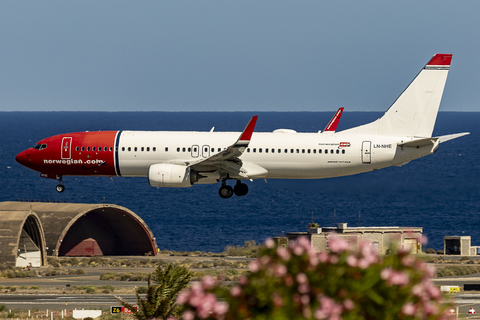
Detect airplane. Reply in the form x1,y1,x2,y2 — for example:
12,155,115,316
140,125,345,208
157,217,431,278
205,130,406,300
15,54,469,198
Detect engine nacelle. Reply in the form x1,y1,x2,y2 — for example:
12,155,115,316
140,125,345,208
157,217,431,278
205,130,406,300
148,164,193,188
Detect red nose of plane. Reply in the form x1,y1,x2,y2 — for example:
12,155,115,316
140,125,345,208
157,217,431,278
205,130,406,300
15,150,31,167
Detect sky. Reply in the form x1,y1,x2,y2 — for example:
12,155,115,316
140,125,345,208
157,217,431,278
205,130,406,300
0,1,479,112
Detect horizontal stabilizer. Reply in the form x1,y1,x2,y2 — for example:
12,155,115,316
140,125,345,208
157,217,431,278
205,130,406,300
437,132,470,143
398,138,438,148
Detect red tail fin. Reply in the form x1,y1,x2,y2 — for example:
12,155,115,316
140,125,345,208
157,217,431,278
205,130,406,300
324,107,344,132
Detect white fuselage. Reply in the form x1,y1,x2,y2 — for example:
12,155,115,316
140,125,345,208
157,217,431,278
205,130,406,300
116,130,435,180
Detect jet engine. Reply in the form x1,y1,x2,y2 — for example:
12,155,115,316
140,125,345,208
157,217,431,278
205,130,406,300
148,164,194,188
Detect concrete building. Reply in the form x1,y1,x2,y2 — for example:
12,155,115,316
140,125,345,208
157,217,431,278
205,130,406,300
0,201,158,265
285,223,423,254
444,236,480,256
0,209,47,267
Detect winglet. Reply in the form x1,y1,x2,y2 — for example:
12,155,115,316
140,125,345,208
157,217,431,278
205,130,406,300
236,116,258,146
324,107,344,132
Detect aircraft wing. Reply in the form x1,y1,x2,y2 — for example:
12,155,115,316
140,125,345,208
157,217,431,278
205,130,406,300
186,116,259,178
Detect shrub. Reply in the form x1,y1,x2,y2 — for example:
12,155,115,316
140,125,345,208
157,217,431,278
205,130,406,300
76,269,86,275
29,286,39,290
425,248,436,254
178,236,451,319
0,305,7,311
47,257,61,268
100,273,119,281
137,286,148,294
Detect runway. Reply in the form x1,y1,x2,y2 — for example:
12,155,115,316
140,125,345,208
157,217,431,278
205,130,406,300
0,294,137,311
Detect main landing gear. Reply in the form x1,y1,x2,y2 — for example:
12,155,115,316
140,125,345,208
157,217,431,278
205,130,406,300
219,180,248,199
56,177,65,193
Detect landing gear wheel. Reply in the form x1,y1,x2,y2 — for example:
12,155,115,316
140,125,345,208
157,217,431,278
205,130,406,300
234,182,248,196
56,184,65,193
219,185,234,199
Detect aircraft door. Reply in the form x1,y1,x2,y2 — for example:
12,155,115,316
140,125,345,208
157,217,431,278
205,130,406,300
191,145,199,158
362,141,371,164
202,145,210,158
61,137,72,159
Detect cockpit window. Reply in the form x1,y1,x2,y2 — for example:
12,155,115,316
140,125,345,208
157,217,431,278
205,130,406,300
34,144,47,150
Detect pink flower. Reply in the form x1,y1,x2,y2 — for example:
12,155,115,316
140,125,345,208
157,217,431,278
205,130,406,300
182,310,195,320
293,246,305,256
176,291,190,304
277,246,291,261
272,292,284,307
346,255,358,267
328,236,351,253
202,275,215,289
300,294,310,305
213,301,229,315
230,286,242,297
381,268,409,287
298,284,310,294
343,299,355,311
296,273,308,284
274,264,287,277
265,238,275,248
401,302,416,315
249,260,261,273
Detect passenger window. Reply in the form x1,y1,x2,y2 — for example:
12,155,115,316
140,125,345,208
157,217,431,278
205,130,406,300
109,147,112,152
122,147,125,151
81,147,85,151
296,149,299,153
342,150,345,154
177,147,180,152
308,149,311,153
147,147,150,152
313,149,316,154
325,149,328,154
128,147,131,151
271,149,275,153
285,149,288,153
76,147,79,151
330,150,334,154
165,147,168,152
218,148,221,152
134,147,138,152
265,148,268,153
153,147,156,152
336,149,339,154
193,147,197,152
87,147,91,151
211,148,214,152
259,148,262,153
247,148,250,153
302,149,305,153
253,148,256,153
319,149,322,154
182,147,186,152
290,149,294,153
278,149,281,153
188,147,191,152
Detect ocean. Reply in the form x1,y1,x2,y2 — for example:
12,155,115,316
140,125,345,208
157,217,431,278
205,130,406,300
0,111,478,253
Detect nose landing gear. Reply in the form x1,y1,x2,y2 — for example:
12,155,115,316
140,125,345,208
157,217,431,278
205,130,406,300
56,177,65,193
218,180,249,198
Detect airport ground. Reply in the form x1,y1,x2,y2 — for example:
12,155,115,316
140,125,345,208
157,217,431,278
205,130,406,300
2,255,480,317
